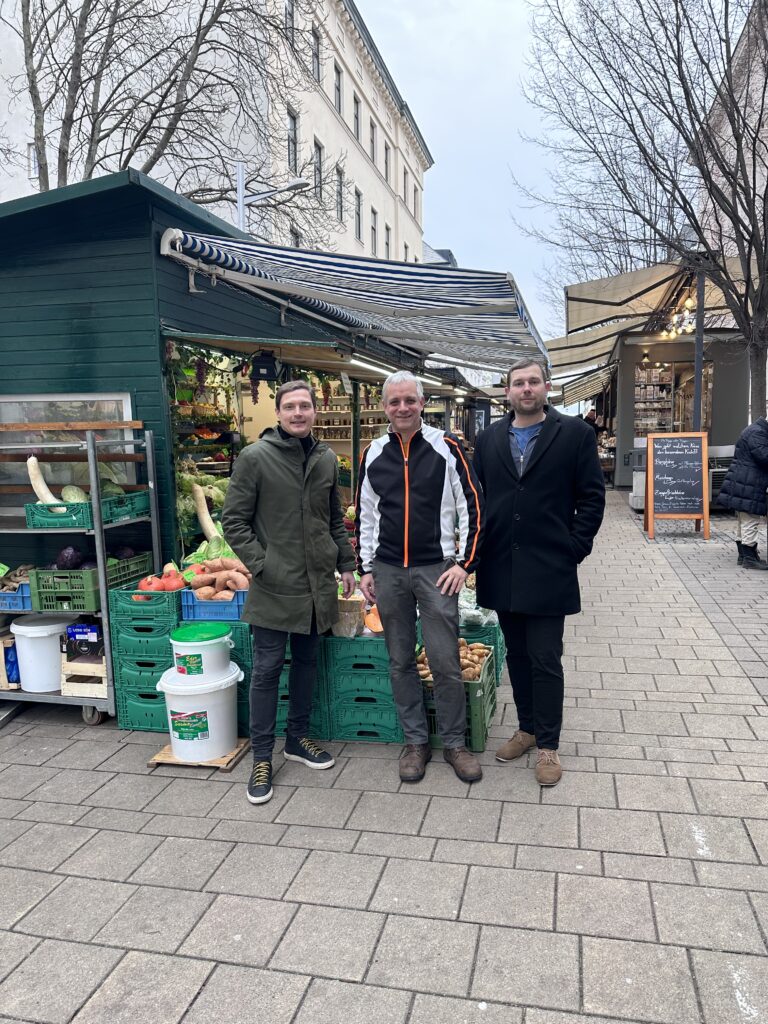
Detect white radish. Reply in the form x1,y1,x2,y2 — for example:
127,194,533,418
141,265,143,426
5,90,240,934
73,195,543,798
191,482,218,541
27,456,66,512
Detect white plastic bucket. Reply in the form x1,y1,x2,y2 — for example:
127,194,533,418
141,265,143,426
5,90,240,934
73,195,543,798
169,623,233,679
10,615,77,692
156,662,242,762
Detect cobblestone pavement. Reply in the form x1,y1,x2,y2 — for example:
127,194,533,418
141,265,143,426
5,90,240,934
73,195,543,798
1,490,768,1023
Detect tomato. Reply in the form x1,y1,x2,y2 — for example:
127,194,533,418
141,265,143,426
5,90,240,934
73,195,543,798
137,575,165,592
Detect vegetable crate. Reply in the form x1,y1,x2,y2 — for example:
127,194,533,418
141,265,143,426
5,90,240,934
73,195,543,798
460,623,506,687
109,583,183,623
112,654,173,693
0,582,31,613
116,682,168,733
110,618,178,659
24,491,150,530
29,554,152,613
423,648,496,753
322,635,390,676
328,703,404,744
237,647,329,739
180,589,247,622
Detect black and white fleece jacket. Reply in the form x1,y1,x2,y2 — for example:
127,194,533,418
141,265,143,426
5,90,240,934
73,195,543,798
355,423,484,574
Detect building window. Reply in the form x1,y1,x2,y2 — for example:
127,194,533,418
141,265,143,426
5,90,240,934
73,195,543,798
334,63,343,114
311,27,320,81
26,142,39,179
335,166,344,221
384,142,390,184
384,224,391,260
313,139,324,197
403,167,409,203
369,119,376,163
285,0,294,46
354,189,363,241
353,94,360,140
371,208,378,256
289,225,302,248
404,241,409,261
413,186,420,222
287,108,298,173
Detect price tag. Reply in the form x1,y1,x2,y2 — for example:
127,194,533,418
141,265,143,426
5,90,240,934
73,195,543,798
341,373,352,395
0,563,9,578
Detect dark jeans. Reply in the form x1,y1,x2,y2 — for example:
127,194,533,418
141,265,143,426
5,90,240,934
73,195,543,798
498,611,565,750
249,620,320,760
373,559,467,747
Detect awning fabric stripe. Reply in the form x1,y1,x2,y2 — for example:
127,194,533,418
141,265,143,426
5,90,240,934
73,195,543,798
160,229,544,369
559,364,617,407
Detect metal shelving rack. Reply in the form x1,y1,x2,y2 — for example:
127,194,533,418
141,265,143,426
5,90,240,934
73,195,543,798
0,429,161,724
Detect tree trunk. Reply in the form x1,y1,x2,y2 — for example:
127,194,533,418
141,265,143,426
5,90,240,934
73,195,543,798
749,340,767,423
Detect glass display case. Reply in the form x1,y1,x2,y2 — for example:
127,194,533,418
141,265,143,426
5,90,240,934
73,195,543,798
634,361,712,438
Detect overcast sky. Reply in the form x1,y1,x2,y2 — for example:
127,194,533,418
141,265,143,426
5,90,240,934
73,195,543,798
357,0,556,340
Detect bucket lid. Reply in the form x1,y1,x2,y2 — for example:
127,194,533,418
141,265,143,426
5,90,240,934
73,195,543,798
156,661,243,696
170,623,232,644
10,615,77,638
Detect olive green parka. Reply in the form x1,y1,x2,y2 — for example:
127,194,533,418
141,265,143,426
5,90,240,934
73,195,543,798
221,428,355,634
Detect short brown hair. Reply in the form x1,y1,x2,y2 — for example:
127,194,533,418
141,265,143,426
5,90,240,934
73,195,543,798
506,354,551,386
275,379,316,409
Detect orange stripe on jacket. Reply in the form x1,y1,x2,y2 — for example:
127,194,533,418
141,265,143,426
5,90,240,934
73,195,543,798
446,436,482,567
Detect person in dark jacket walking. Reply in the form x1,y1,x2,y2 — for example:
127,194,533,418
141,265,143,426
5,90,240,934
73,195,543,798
222,380,356,805
716,418,768,569
473,355,605,786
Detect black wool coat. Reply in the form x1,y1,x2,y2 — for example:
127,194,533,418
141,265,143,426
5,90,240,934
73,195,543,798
716,418,768,517
473,407,606,616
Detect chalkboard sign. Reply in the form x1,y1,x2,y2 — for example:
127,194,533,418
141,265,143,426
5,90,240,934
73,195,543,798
644,432,710,540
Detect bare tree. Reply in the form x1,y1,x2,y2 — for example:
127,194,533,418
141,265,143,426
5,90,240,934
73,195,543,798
0,0,344,247
523,0,768,417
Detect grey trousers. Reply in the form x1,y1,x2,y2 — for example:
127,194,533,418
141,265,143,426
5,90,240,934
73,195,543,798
372,559,467,748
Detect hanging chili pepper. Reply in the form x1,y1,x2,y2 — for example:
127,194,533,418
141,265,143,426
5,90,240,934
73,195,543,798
249,362,260,403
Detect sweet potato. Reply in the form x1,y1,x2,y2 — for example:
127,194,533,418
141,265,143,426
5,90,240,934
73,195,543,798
203,559,224,573
212,590,235,601
225,571,249,591
193,586,216,600
214,571,234,592
220,557,249,573
190,573,217,590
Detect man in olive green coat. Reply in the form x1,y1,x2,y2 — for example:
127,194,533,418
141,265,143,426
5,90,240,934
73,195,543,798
222,380,356,805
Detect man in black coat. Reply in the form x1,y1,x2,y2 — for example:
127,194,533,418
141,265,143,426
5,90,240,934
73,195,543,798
473,355,605,786
716,418,768,570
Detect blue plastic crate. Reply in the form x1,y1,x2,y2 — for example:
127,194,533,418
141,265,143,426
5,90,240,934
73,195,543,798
0,582,31,613
181,589,247,621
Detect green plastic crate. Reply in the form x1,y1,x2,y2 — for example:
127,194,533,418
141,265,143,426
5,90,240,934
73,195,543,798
29,553,153,613
328,702,404,743
327,671,395,703
236,681,329,740
109,582,183,622
113,654,173,691
323,634,390,674
459,623,506,687
111,618,178,659
115,683,168,732
424,649,496,752
24,490,150,530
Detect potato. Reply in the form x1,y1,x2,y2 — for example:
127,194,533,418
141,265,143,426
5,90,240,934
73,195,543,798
461,668,475,680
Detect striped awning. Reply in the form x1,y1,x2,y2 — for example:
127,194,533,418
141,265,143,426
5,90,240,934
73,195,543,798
160,229,545,370
558,364,617,407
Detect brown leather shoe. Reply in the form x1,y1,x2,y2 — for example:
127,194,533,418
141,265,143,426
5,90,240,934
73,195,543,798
443,746,483,783
399,743,432,782
496,730,536,763
535,749,562,786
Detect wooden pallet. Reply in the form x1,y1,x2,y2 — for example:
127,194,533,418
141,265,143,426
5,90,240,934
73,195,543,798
147,736,251,772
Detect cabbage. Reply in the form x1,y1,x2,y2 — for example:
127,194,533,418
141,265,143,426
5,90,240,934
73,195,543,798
61,485,88,503
177,473,198,495
196,474,218,486
101,481,125,497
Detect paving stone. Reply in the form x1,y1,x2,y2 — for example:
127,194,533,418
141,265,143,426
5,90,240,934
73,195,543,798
135,813,215,838
274,787,360,828
91,743,159,774
471,925,579,1009
0,736,76,766
615,775,695,812
498,803,578,848
205,842,307,898
746,819,768,863
525,1014,644,1024
652,881,764,953
397,763,474,797
420,796,502,841
0,822,96,871
272,904,384,981
332,757,403,792
286,850,385,910
295,979,411,1024
71,950,212,1024
0,929,39,985
14,801,89,825
179,893,297,966
604,852,696,884
370,857,466,919
76,807,153,832
695,860,768,892
84,773,172,811
0,765,58,799
580,807,665,855
0,797,31,818
518,844,603,875
684,713,757,739
279,824,358,852
410,993,522,1024
0,819,34,853
355,831,436,860
661,812,757,862
464,764,541,803
596,758,668,776
582,936,700,1023
14,876,135,941
128,836,232,889
207,819,286,845
368,914,477,996
461,865,554,929
558,873,655,943
43,740,123,770
692,948,768,1024
0,938,122,1024
691,778,768,818
183,964,308,1024
56,828,162,881
622,711,688,735
272,757,347,789
93,884,212,953
139,778,230,817
433,838,516,868
541,770,617,808
346,791,430,835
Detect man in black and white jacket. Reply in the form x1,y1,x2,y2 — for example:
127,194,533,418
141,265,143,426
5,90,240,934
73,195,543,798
356,371,484,785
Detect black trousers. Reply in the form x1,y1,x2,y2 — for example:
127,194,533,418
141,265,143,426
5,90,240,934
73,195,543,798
498,611,565,750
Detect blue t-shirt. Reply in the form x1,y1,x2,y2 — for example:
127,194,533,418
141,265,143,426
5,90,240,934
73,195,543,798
508,421,544,473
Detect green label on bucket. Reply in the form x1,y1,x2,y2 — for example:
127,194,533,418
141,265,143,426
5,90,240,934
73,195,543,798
170,709,210,740
175,653,204,675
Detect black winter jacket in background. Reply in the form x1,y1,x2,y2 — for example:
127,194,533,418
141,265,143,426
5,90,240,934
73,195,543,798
717,418,768,516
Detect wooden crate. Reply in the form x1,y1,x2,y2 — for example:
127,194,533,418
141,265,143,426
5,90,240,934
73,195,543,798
0,631,18,690
61,654,108,698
